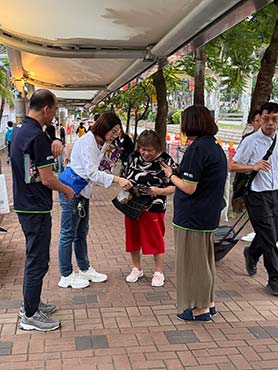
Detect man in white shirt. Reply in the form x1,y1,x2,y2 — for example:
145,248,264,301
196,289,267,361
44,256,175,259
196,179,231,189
231,102,278,296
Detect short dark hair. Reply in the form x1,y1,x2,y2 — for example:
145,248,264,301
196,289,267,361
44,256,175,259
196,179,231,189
181,105,218,137
249,110,260,122
93,113,100,121
7,121,13,127
259,102,278,115
29,89,56,111
90,112,122,140
136,130,163,152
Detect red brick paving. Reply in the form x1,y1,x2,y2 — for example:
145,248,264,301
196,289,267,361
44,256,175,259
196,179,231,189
0,151,278,370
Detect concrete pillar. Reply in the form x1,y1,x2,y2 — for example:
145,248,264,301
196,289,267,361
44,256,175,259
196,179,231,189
58,107,67,127
15,96,26,124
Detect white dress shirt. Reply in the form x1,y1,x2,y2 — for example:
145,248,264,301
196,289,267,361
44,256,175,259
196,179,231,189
233,128,278,192
70,132,114,199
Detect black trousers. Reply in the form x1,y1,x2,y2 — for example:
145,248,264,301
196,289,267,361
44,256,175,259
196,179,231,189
245,190,278,285
18,213,51,317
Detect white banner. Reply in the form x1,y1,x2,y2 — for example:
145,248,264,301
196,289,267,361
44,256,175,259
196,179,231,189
0,174,10,214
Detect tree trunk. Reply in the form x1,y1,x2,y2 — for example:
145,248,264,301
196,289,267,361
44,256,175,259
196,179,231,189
134,110,139,143
126,101,132,134
241,74,253,125
137,97,150,122
249,19,278,121
194,46,206,105
0,97,5,124
153,66,168,149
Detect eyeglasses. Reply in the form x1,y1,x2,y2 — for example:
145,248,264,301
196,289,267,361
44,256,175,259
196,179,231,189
261,115,278,124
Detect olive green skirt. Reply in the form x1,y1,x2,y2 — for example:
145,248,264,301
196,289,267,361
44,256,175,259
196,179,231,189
174,227,215,313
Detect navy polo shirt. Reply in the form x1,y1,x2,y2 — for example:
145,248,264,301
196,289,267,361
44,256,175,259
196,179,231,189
10,116,55,213
173,136,227,231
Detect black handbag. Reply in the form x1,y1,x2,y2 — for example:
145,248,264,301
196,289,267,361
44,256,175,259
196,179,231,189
232,134,277,201
112,195,151,220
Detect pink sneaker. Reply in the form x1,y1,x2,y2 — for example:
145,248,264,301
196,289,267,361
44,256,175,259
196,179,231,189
126,267,144,283
151,272,165,287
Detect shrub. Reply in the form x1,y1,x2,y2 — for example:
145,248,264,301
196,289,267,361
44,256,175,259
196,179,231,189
172,110,182,125
147,110,156,122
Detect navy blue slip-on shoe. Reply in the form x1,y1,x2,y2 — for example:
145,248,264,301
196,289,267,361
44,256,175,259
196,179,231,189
210,306,217,316
177,308,211,322
243,247,257,276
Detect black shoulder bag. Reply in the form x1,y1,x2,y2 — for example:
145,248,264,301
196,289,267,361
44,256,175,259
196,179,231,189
232,134,277,201
112,185,152,221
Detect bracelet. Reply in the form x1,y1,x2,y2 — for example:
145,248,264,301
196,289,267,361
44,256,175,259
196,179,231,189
169,173,175,180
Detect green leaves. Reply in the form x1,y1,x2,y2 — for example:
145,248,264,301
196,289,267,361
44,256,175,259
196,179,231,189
0,64,14,108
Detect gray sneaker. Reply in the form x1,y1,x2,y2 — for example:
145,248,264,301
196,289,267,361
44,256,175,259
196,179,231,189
19,311,60,332
19,301,56,318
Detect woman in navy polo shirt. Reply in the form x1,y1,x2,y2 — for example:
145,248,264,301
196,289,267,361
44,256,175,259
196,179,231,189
162,105,227,321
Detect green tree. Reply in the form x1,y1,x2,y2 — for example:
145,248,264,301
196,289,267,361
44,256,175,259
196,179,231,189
194,46,206,105
174,3,277,110
249,23,278,116
0,62,14,124
271,77,278,100
96,62,183,147
152,62,183,148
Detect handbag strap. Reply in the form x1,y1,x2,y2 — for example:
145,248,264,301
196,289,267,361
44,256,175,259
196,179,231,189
247,133,277,188
262,133,277,161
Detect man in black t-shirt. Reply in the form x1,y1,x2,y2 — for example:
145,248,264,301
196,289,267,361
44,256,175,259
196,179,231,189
11,89,74,331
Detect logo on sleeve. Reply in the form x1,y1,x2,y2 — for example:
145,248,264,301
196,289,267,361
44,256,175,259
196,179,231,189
46,155,54,161
183,172,193,178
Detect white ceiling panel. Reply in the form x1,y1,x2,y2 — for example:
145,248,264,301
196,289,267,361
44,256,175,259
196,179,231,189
21,53,133,88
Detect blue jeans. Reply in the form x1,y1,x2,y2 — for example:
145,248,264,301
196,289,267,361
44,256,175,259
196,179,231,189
58,193,90,276
18,213,51,317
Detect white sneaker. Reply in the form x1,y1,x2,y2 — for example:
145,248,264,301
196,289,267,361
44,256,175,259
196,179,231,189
79,266,107,283
126,267,144,283
241,232,256,242
151,272,165,287
58,272,89,289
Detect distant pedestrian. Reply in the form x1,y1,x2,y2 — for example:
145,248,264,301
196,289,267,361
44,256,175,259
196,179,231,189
76,121,86,137
5,121,14,164
114,128,134,172
242,110,261,140
56,123,66,145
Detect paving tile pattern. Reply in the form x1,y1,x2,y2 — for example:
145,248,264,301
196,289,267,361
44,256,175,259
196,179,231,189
0,152,278,370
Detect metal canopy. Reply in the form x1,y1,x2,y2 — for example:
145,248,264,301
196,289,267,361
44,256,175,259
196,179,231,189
0,0,273,106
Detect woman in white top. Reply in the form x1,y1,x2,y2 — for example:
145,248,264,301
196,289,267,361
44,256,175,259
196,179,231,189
58,112,132,289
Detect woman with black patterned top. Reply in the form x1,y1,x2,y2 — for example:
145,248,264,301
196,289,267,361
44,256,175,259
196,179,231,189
123,130,176,287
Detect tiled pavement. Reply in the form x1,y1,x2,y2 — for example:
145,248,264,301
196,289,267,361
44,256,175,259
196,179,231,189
0,152,278,370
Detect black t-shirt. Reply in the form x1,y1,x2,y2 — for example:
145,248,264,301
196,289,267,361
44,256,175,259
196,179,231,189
123,151,176,213
173,136,227,231
10,116,55,213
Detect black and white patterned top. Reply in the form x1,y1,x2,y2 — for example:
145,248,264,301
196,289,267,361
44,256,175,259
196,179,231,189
123,151,177,213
